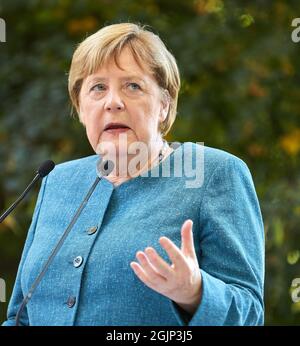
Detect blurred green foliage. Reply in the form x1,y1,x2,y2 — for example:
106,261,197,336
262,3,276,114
0,0,300,325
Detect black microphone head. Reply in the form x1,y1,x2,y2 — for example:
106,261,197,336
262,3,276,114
37,160,55,178
96,158,114,177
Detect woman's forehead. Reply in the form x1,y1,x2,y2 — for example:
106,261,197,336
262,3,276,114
85,47,153,81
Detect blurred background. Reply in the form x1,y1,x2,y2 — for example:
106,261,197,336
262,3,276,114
0,0,300,325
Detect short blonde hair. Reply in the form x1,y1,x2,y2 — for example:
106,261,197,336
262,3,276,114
68,22,180,136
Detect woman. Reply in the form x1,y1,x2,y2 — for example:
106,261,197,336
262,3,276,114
2,22,264,326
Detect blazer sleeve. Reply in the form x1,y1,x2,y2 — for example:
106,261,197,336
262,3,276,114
2,176,48,326
169,156,265,326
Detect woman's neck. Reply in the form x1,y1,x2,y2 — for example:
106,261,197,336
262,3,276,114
104,140,173,187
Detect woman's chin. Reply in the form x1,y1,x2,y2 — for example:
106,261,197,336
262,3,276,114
95,142,135,158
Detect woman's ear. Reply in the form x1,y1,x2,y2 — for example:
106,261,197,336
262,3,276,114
78,101,86,127
78,112,85,127
77,85,87,126
159,89,170,123
79,115,86,127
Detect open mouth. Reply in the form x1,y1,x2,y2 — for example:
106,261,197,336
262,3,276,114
104,123,131,133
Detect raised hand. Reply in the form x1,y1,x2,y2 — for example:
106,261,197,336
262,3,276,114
130,219,202,315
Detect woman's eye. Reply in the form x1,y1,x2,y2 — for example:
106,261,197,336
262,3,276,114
90,84,106,92
127,82,141,91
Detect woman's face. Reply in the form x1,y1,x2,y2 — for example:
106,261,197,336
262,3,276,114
79,47,169,158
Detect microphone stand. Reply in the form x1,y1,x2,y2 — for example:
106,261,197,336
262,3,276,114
15,176,101,326
0,160,55,224
0,174,40,223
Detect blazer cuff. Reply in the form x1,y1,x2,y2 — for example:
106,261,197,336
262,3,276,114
169,269,231,326
169,300,193,326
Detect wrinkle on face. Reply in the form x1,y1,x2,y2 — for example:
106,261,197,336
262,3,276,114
78,47,169,157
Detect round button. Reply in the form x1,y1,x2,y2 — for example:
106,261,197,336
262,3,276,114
67,296,76,308
87,226,98,235
73,256,83,268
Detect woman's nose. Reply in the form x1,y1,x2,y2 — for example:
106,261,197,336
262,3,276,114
104,91,125,112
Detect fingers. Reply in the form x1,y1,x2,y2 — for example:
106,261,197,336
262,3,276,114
130,261,155,289
130,251,167,289
131,219,197,286
159,236,189,272
180,219,197,259
136,251,166,280
144,247,173,278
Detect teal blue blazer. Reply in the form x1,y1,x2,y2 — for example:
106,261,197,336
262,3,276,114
2,142,264,326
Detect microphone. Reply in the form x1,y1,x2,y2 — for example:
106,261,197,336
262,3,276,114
37,160,55,178
15,158,114,326
0,160,55,224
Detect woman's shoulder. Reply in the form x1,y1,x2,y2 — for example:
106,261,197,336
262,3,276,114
54,154,98,171
182,141,249,171
53,154,98,172
180,141,255,194
45,154,99,185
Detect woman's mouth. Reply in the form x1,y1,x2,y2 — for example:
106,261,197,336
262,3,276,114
104,123,131,135
105,127,130,134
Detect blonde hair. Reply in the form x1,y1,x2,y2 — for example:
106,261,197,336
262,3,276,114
68,22,180,136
